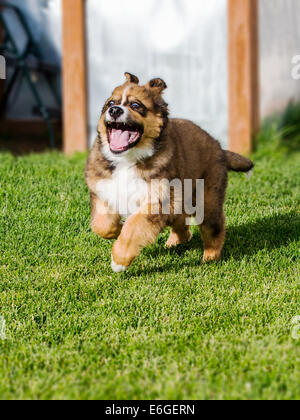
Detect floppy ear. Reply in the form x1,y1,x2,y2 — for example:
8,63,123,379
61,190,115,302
147,78,167,93
124,72,139,84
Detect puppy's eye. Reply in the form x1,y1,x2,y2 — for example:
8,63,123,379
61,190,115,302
108,100,115,107
131,102,141,111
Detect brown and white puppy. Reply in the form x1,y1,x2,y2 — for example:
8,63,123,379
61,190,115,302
85,73,254,272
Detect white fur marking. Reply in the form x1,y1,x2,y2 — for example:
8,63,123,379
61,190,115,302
111,255,127,273
121,86,131,106
96,156,149,219
101,143,154,164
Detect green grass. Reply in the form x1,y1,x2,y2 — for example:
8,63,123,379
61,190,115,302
0,119,299,400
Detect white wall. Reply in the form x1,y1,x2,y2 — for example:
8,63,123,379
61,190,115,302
86,0,228,148
260,0,300,116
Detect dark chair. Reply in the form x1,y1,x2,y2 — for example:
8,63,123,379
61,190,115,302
0,1,61,148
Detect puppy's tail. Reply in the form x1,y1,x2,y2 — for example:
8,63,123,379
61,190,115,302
225,151,254,173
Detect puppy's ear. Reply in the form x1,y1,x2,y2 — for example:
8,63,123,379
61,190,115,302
147,78,167,94
124,72,139,84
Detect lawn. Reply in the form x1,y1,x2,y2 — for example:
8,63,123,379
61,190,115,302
0,121,299,400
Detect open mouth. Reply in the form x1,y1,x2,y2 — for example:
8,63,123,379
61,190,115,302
106,122,143,154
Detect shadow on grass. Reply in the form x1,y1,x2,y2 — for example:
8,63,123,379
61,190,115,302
129,213,299,276
224,212,299,260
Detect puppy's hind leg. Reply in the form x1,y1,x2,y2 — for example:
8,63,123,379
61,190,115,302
199,211,226,263
166,215,192,248
199,167,227,262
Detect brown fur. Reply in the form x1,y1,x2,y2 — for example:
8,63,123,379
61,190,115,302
85,74,254,270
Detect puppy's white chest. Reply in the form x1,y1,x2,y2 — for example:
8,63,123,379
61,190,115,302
96,164,148,218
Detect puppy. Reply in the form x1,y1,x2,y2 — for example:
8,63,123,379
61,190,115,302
85,73,254,272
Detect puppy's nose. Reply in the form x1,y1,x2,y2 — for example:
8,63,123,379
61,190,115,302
109,106,124,120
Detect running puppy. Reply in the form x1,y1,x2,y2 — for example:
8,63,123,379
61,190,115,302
85,73,254,272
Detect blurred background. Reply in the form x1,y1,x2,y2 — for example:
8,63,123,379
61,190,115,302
0,0,300,153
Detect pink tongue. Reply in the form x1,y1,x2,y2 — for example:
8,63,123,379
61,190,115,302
110,129,131,150
110,128,139,151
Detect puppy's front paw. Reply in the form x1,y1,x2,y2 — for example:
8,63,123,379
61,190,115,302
111,255,128,273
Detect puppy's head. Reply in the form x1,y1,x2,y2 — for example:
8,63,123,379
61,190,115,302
98,73,168,158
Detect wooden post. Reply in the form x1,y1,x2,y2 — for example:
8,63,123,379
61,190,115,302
228,0,260,155
62,0,88,154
